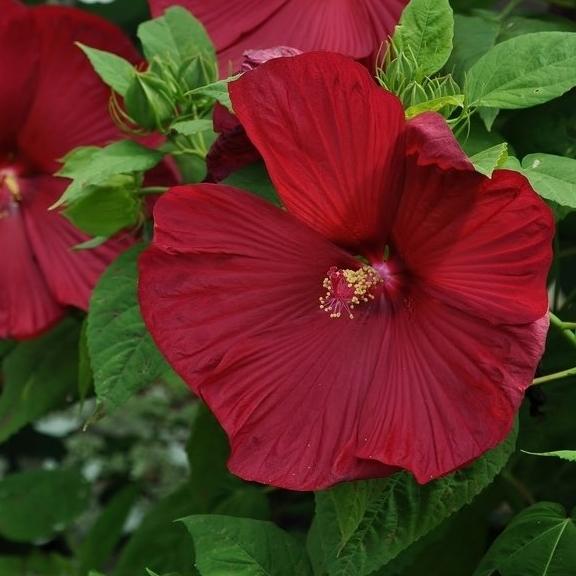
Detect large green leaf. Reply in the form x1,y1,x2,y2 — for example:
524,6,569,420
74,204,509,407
87,245,168,409
0,469,89,543
474,502,576,576
309,428,517,576
0,319,80,443
394,0,454,78
181,515,313,576
78,44,135,96
465,32,576,109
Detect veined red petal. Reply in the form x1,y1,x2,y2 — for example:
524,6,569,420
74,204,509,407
392,166,554,324
0,204,63,339
230,52,405,252
21,176,134,310
0,0,38,154
18,6,139,174
148,0,408,74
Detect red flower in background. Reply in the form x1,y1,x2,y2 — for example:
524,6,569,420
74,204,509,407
139,53,553,491
0,0,137,339
148,0,409,74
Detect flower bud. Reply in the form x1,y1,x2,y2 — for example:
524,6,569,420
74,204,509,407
125,72,175,132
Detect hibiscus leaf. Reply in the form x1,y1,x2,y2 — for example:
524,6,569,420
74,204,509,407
0,469,90,543
0,319,80,444
222,162,280,206
470,143,509,177
77,43,135,97
170,119,214,136
181,515,313,576
473,502,576,576
394,0,454,78
188,76,239,112
309,426,517,576
87,244,169,409
520,153,576,213
522,450,576,462
465,32,576,110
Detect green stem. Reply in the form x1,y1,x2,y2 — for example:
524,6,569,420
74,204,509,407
499,0,523,20
137,186,168,195
532,366,576,386
549,312,576,348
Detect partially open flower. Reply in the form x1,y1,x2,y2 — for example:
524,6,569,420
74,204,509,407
0,0,137,339
140,53,554,491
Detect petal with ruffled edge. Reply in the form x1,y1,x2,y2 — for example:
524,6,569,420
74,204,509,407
392,164,554,324
0,0,38,155
149,0,408,73
231,52,405,253
21,176,134,310
139,184,548,490
0,205,63,339
18,6,139,174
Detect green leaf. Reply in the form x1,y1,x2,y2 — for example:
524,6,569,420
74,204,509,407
465,32,576,109
170,119,214,136
74,236,109,251
77,486,139,575
470,142,509,177
394,0,454,78
54,141,163,209
0,553,75,576
77,43,135,96
222,162,280,206
0,469,89,543
138,6,215,65
522,450,576,462
0,319,80,443
87,244,168,409
181,515,313,576
405,94,464,119
520,153,576,211
310,427,517,576
78,318,93,402
189,76,238,112
473,502,576,576
448,15,500,83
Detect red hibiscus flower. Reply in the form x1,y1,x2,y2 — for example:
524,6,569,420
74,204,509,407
139,53,554,491
0,0,138,339
148,0,409,74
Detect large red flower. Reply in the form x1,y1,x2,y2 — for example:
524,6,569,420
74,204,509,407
139,53,554,491
148,0,409,73
0,0,137,339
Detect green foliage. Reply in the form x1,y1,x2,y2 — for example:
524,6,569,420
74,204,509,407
523,450,576,463
77,44,134,96
473,502,576,576
0,469,89,542
222,162,280,206
309,428,517,576
188,77,238,112
465,32,576,110
470,142,509,177
171,119,214,136
394,0,454,78
181,515,313,576
87,245,169,409
0,319,80,443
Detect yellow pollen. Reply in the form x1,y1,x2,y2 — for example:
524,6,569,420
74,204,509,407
2,173,21,202
319,265,382,319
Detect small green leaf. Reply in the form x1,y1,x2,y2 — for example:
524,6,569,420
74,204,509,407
519,153,576,216
189,76,239,112
77,43,135,96
465,32,576,109
138,6,215,66
0,319,80,444
473,502,576,576
310,427,517,576
87,245,168,409
405,94,464,118
522,450,576,462
394,0,454,78
222,162,280,206
170,119,213,136
0,469,89,543
470,143,509,177
54,141,163,209
74,236,109,251
181,515,313,576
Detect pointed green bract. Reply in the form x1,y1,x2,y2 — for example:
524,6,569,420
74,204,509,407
470,143,509,177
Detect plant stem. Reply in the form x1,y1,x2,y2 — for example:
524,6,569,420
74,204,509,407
532,366,576,386
137,186,168,195
549,312,576,348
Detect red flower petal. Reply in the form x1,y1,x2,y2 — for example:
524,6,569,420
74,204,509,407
0,205,63,339
392,166,554,324
149,0,408,74
230,52,405,252
17,6,139,174
139,184,548,490
0,0,38,155
21,176,134,310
